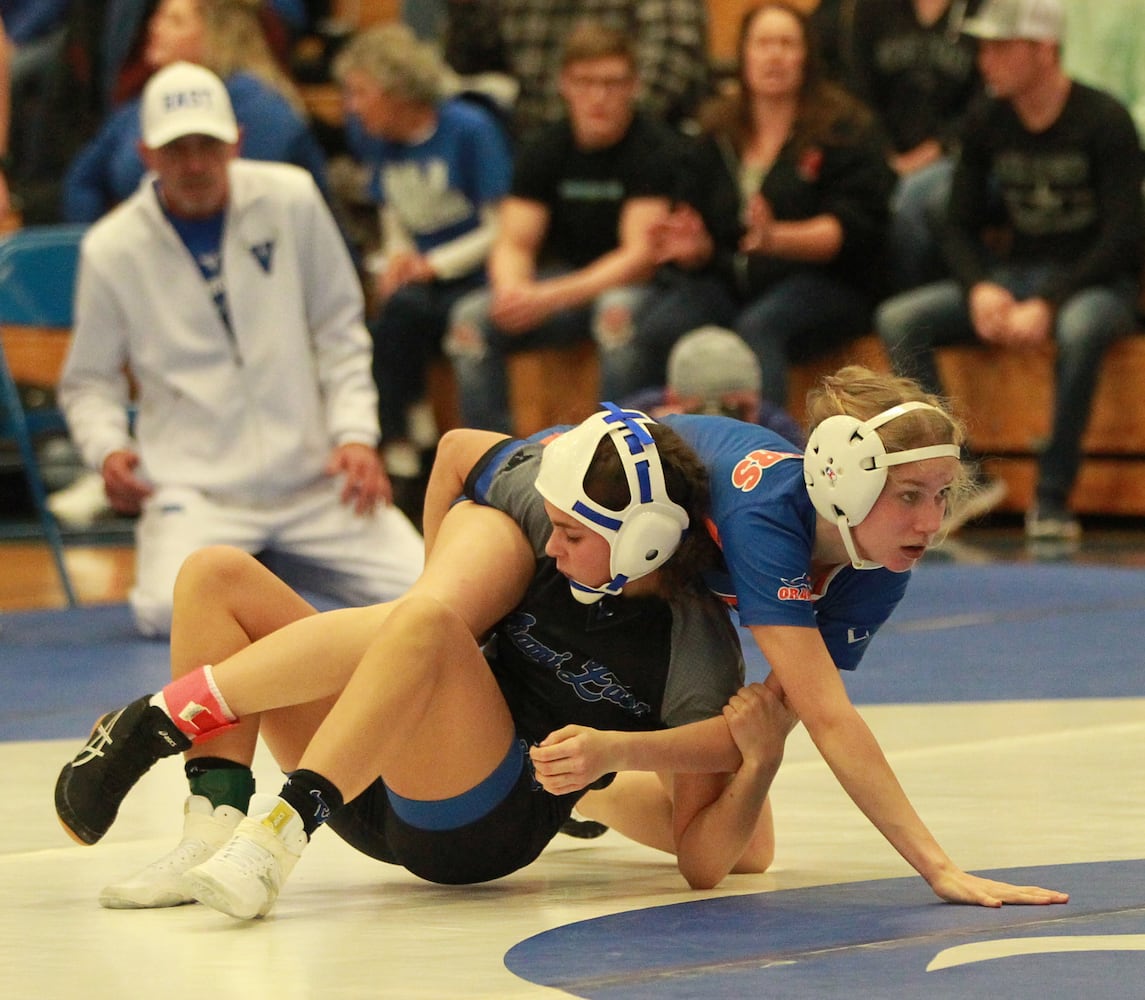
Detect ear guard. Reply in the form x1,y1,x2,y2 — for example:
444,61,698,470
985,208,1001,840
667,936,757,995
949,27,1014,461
803,401,961,569
535,403,691,604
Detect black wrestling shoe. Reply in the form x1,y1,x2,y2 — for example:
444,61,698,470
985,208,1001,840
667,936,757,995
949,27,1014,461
55,695,191,845
559,813,609,839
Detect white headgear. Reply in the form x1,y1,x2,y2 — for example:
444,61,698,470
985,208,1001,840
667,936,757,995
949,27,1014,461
534,403,691,604
803,402,961,570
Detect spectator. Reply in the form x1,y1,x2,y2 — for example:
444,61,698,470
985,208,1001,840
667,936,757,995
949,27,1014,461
876,0,1145,543
58,63,425,636
332,23,513,479
844,0,985,291
0,13,10,217
0,0,70,191
807,0,854,82
445,20,684,435
403,0,446,40
623,325,806,446
443,0,709,137
105,0,295,106
608,1,894,411
62,0,328,223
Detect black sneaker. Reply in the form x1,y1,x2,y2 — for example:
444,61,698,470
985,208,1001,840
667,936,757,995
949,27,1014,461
55,695,192,846
559,813,609,839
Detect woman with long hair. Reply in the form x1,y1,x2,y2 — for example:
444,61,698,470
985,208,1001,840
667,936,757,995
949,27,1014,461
62,0,327,222
608,1,894,411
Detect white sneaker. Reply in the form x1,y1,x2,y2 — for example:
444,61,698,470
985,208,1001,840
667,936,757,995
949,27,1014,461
407,399,439,450
48,471,112,527
1025,505,1082,542
99,795,244,909
182,793,307,919
383,440,421,479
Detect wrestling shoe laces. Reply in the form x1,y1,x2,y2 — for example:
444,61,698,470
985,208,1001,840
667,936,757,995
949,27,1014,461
183,793,307,920
55,695,192,846
99,795,245,909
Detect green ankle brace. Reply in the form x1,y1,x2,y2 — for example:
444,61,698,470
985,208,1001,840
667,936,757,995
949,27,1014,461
187,763,255,813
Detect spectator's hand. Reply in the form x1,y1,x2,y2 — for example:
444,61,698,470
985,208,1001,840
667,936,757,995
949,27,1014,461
1000,298,1054,347
968,282,1015,343
890,139,943,176
490,282,554,334
326,442,390,514
101,449,152,515
378,252,435,300
652,204,712,268
530,725,618,794
739,194,776,254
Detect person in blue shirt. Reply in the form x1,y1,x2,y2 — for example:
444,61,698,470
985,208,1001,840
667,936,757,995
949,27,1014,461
62,0,328,222
0,0,69,192
333,23,513,477
449,365,1070,908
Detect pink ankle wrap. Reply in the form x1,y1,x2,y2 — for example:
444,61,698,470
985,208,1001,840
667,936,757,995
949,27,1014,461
161,665,238,741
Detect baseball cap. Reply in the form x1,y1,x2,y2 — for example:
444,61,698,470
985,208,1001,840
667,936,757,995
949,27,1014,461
666,326,763,402
961,0,1064,41
141,62,239,150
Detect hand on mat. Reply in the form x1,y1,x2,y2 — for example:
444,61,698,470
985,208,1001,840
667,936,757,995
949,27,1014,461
530,726,617,794
927,867,1070,907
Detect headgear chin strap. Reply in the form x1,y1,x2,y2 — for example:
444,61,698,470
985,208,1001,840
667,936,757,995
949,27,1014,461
534,403,691,604
803,401,961,570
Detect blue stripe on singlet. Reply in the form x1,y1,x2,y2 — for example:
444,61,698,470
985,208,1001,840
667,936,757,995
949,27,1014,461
383,738,525,831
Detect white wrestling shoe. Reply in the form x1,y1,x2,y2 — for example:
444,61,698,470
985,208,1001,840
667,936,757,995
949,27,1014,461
182,793,307,919
99,795,244,909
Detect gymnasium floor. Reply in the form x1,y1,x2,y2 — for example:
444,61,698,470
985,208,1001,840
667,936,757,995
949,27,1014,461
2,526,1144,999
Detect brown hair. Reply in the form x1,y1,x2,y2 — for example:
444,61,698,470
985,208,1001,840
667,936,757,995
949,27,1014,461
583,422,719,591
698,1,871,155
560,19,637,73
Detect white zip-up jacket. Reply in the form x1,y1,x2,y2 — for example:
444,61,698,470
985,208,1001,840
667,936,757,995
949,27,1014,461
60,160,380,502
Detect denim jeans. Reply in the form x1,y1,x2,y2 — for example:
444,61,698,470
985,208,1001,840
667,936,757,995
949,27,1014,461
876,266,1138,507
889,158,955,294
446,273,652,433
371,273,484,442
613,269,874,407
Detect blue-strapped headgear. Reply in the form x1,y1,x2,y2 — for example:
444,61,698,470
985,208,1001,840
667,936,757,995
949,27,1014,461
534,403,691,604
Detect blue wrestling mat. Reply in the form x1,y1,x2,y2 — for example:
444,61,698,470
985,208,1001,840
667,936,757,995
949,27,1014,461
506,859,1145,998
0,604,167,739
741,562,1145,702
3,562,1145,740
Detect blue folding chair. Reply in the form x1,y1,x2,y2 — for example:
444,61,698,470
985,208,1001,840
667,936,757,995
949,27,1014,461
0,224,89,607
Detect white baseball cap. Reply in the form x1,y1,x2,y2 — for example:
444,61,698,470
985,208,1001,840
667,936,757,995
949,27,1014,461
961,0,1064,41
141,61,239,150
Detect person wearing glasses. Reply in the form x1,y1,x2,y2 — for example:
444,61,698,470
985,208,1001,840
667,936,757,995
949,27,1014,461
444,19,686,435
